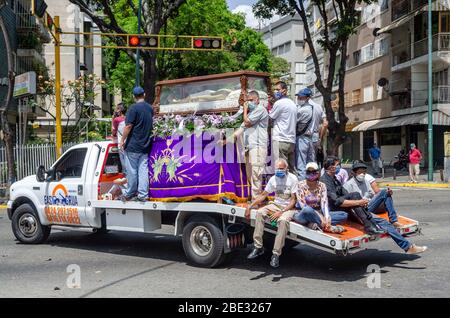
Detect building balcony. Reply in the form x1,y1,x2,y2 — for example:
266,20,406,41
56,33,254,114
392,42,411,67
392,0,428,21
413,33,450,58
412,85,450,107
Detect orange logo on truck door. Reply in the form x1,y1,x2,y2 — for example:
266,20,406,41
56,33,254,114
44,184,81,224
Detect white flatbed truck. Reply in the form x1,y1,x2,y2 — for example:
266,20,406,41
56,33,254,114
7,141,421,267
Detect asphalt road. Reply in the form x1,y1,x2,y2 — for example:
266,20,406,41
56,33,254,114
0,188,449,298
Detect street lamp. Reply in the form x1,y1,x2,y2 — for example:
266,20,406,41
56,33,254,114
427,0,433,181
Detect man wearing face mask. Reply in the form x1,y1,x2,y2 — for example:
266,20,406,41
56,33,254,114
295,88,327,180
320,158,385,235
245,159,298,268
269,81,297,174
343,161,427,254
344,161,402,227
241,91,269,199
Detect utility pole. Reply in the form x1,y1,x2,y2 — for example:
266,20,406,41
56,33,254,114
427,0,433,181
135,0,142,87
55,16,62,158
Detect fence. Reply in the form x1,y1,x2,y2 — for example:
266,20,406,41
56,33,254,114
0,143,77,189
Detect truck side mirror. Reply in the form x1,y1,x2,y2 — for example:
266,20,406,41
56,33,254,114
45,167,56,182
36,165,46,182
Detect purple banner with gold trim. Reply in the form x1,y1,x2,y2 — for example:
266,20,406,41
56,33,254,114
148,133,249,202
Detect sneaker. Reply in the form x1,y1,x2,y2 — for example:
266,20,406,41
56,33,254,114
406,244,428,254
307,223,322,231
133,196,148,202
270,254,279,268
117,194,133,202
247,247,265,260
328,225,346,234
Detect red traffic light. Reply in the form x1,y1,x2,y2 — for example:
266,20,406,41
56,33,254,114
193,38,222,50
129,36,140,47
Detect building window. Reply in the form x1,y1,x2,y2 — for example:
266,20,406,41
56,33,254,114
363,85,374,103
380,0,389,11
352,89,361,105
375,37,389,57
377,85,384,100
345,92,352,107
296,62,306,73
353,50,361,66
361,43,374,63
379,127,401,146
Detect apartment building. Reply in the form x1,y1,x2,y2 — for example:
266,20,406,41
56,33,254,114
344,0,450,167
0,0,51,143
39,0,111,140
260,14,307,99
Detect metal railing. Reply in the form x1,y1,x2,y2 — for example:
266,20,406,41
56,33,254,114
391,42,411,66
0,143,77,188
412,85,450,106
414,33,450,58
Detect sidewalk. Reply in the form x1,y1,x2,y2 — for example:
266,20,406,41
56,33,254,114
342,164,450,188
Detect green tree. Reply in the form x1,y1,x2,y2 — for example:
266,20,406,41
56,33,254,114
254,0,374,155
270,56,291,83
88,0,273,105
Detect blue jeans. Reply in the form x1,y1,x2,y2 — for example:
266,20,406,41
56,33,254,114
295,135,316,180
293,206,348,228
123,151,149,199
368,189,398,223
119,149,127,175
372,215,411,251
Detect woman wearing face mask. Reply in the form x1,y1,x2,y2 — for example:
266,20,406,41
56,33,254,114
292,162,347,233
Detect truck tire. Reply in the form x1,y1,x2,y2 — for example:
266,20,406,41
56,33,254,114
182,215,226,268
11,203,51,244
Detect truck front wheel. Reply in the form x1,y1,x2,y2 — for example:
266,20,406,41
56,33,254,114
182,215,226,268
11,204,50,244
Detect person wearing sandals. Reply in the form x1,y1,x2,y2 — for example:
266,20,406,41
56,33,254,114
292,162,347,234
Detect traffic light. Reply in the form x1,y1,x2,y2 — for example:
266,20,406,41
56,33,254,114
128,35,159,48
193,37,222,50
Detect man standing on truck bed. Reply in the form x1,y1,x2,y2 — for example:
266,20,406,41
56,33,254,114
119,86,153,202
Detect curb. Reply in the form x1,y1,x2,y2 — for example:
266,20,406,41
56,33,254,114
0,205,7,209
379,182,450,188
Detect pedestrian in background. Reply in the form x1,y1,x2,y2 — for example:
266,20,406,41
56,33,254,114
112,102,126,175
269,81,297,174
408,143,422,183
119,86,153,202
368,142,382,177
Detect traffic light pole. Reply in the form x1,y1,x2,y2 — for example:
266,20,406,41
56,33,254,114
135,0,142,87
54,16,62,159
427,0,433,181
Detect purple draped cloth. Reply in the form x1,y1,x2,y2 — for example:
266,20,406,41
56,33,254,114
148,133,249,202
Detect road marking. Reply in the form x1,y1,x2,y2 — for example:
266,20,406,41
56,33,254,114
379,182,450,189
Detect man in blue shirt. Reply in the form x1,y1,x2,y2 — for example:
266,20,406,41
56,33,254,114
119,86,153,201
368,143,381,176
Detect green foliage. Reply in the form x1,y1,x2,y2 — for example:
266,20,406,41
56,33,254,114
270,56,291,82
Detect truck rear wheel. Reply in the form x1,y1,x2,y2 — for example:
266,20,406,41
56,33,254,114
182,215,226,268
11,203,51,244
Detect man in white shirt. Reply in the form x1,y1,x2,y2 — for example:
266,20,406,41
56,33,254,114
269,81,297,174
245,159,298,268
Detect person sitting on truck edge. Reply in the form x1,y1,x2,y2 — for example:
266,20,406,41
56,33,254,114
119,86,153,202
322,158,427,254
292,162,346,234
320,157,385,236
320,156,348,185
344,161,402,228
245,158,298,268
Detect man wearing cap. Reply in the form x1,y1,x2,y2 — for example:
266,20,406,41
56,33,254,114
295,88,327,180
343,160,427,254
119,86,153,202
344,161,402,227
369,142,382,176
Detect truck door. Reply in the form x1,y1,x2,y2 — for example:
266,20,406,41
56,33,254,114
43,147,90,226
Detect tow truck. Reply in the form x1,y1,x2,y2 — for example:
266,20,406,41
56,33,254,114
7,141,421,267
